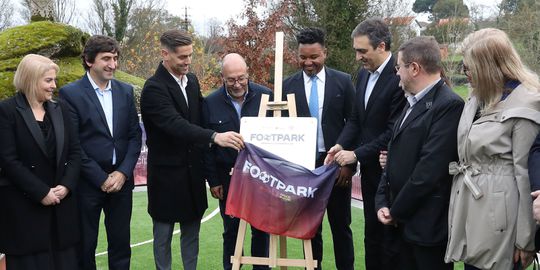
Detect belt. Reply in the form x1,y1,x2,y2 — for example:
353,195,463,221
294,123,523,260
448,161,483,200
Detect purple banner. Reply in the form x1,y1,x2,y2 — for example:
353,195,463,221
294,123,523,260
226,143,339,239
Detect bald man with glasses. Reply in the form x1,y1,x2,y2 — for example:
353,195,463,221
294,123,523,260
203,53,271,270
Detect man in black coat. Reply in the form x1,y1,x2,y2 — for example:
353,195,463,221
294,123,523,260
140,29,244,270
283,27,355,270
374,36,463,270
325,18,406,270
203,53,270,270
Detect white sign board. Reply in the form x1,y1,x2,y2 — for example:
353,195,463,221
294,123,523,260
240,117,318,170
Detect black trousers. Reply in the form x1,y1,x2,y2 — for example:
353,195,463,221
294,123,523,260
77,180,133,270
397,238,452,270
220,181,269,270
5,246,78,270
362,167,400,270
311,154,354,270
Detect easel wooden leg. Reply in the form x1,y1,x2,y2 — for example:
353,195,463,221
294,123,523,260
303,239,316,270
269,234,278,267
279,236,287,270
231,219,247,270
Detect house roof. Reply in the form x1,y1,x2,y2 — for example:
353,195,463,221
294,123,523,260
437,17,470,26
385,16,416,26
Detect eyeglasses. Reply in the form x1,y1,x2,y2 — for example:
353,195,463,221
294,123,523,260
462,65,471,76
225,76,248,85
395,62,411,72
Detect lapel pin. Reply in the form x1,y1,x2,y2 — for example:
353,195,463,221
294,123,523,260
426,101,432,109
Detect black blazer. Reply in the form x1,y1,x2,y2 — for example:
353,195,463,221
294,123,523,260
337,56,406,174
141,63,214,223
203,82,272,188
529,132,540,191
0,93,81,254
528,132,540,250
375,80,464,246
282,67,355,150
59,74,142,190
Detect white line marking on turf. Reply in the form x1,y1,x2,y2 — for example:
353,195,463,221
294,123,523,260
95,207,221,257
97,184,221,257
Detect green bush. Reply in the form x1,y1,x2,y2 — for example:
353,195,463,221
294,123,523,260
0,21,88,61
0,22,144,110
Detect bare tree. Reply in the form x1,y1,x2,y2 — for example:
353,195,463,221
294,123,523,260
53,0,75,23
204,17,224,54
85,0,135,42
19,0,32,21
369,0,413,18
0,0,13,30
85,0,113,36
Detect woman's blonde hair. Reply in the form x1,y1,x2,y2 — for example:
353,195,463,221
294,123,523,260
13,54,59,106
461,28,540,112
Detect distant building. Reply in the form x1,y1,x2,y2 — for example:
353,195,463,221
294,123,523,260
385,16,428,37
437,17,470,27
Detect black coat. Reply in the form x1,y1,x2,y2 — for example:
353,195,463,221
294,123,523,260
282,67,355,150
528,132,540,250
337,56,406,184
141,63,214,223
0,93,81,254
202,82,272,187
375,80,464,246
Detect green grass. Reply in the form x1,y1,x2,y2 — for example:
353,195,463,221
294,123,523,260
93,190,472,269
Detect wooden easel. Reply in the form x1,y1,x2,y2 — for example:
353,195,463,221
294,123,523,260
230,32,317,270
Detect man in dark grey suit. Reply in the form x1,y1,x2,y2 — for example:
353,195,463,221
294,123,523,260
325,18,406,270
374,36,463,270
283,27,355,270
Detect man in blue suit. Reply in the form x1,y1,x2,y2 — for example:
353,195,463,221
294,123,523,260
59,35,142,270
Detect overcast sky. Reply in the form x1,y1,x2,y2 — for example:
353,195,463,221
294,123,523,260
165,0,501,35
166,0,245,35
16,0,502,35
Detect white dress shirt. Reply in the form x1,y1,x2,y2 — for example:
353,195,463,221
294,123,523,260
87,72,116,165
364,53,392,108
168,69,189,107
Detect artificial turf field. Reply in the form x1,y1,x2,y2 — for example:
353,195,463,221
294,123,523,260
93,189,476,269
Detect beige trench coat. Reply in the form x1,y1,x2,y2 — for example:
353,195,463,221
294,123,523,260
445,85,540,270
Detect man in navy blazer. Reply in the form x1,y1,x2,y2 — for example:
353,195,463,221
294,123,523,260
203,53,270,270
59,35,142,270
325,18,406,270
374,36,463,270
283,28,355,270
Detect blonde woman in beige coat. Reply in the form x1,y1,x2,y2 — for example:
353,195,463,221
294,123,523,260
445,28,540,270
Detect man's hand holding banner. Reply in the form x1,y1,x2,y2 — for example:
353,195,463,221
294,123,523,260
226,143,339,239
